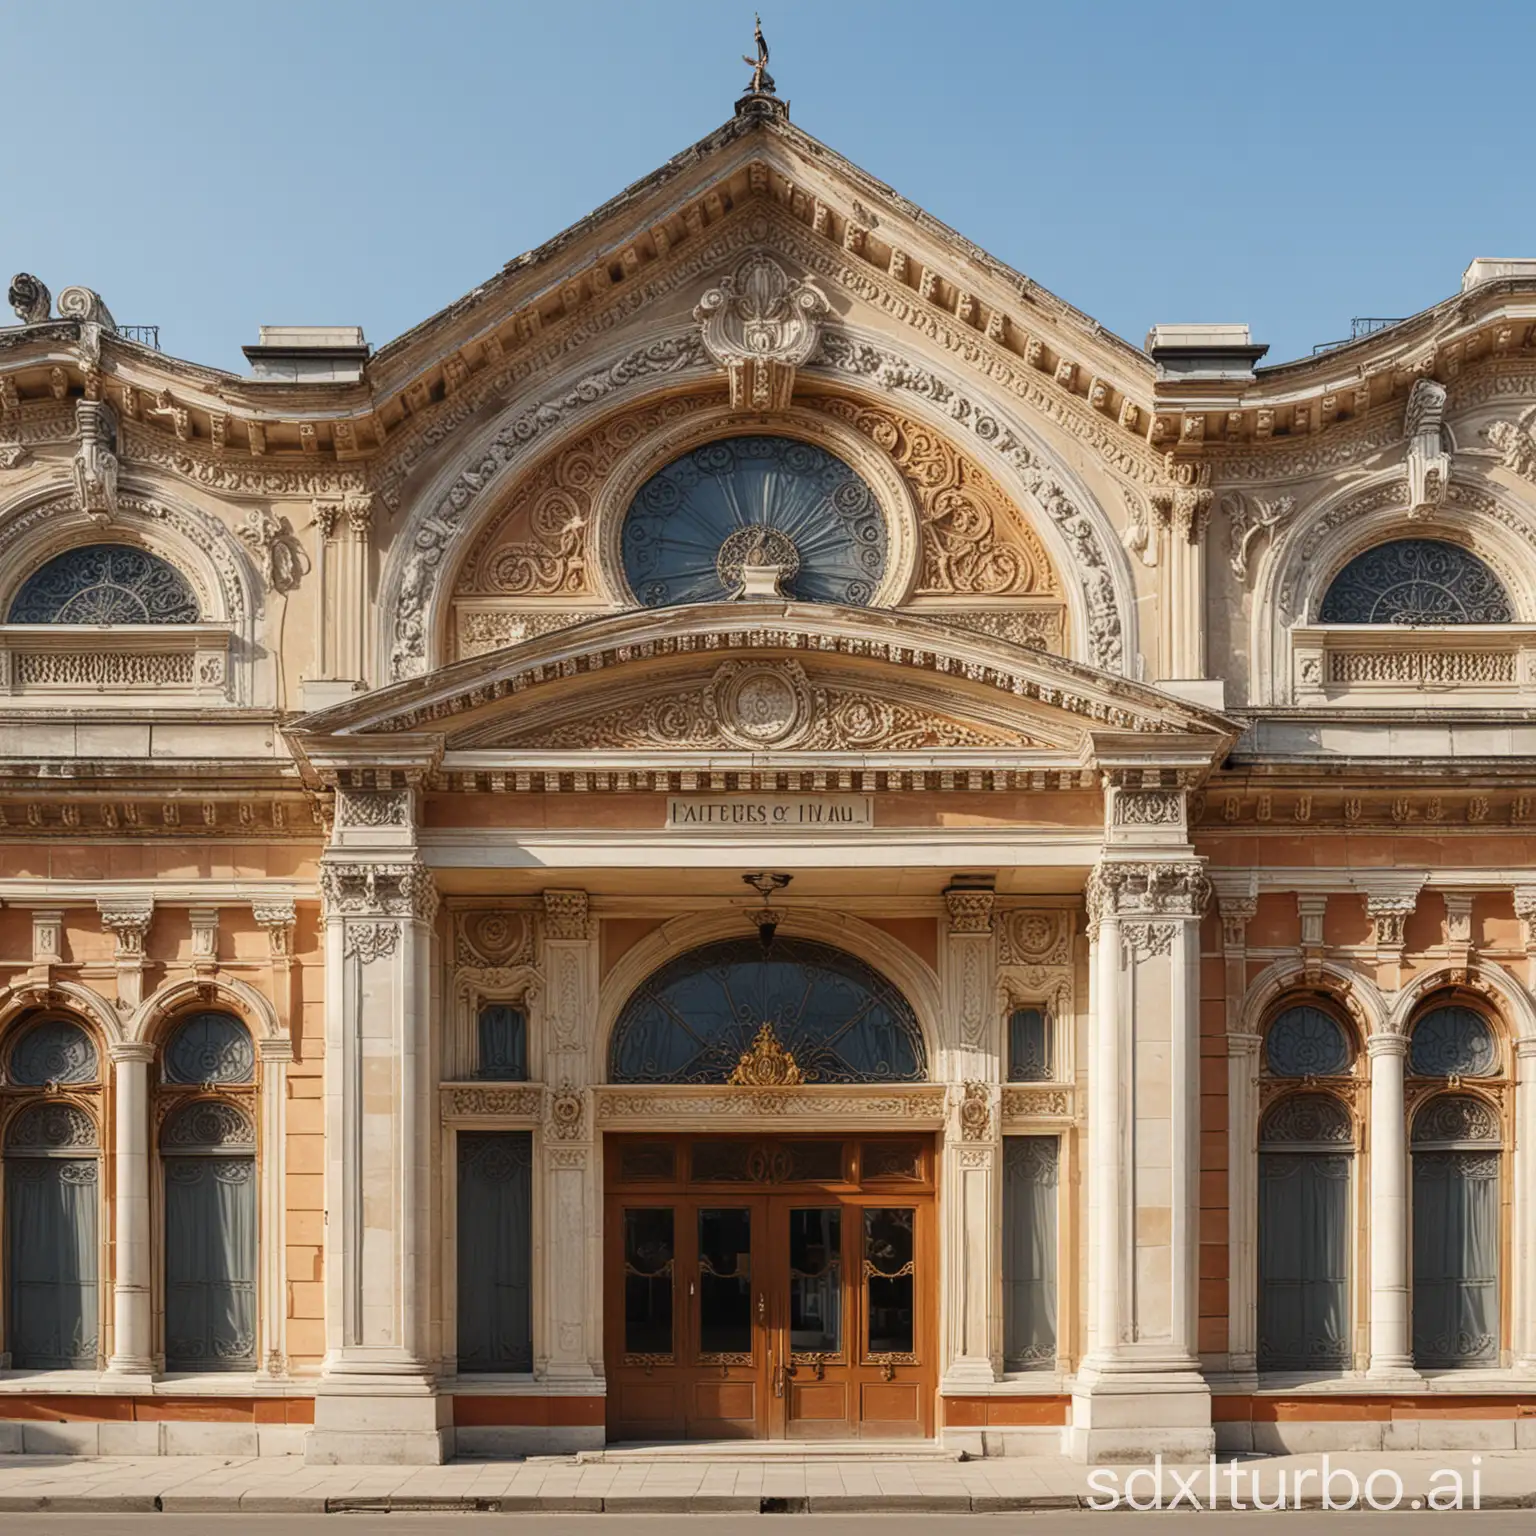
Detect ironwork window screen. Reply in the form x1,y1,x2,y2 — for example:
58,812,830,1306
456,1132,534,1372
1002,1136,1058,1370
1265,1005,1352,1078
475,1005,528,1081
5,1102,100,1370
1410,1094,1501,1370
1317,540,1512,625
1007,1007,1051,1081
9,1020,99,1086
620,435,888,608
1410,1006,1498,1078
608,937,926,1084
163,1012,255,1085
8,544,201,624
1257,1094,1353,1371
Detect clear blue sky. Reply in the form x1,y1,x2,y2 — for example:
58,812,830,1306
6,0,1533,372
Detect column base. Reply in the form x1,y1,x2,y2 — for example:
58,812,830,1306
306,1382,450,1466
101,1359,157,1386
1068,1365,1213,1464
1365,1361,1422,1384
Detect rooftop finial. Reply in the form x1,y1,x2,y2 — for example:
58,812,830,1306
742,13,775,96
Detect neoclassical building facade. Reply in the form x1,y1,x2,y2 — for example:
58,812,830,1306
4,80,1536,1462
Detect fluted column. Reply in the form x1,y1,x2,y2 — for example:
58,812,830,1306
1366,1033,1416,1379
1516,1038,1536,1369
104,1040,156,1377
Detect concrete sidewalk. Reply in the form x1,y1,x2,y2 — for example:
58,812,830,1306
0,1449,1526,1513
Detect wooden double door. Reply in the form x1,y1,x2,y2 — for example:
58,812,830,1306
605,1134,935,1441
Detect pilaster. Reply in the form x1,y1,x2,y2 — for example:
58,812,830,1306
939,885,999,1388
97,899,152,1012
1069,854,1213,1460
309,777,448,1465
258,1034,294,1381
252,900,299,1034
537,889,601,1386
1516,1038,1536,1370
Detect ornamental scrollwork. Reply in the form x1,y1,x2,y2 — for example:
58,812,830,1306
547,1083,585,1140
542,889,590,942
343,922,400,963
944,888,995,935
1113,790,1185,826
1259,1091,1353,1146
1411,1092,1501,1145
4,1100,99,1152
455,909,535,968
159,1098,257,1153
694,252,829,412
335,790,410,829
1120,922,1176,962
1086,861,1211,936
997,909,1072,967
1001,1086,1072,1119
320,861,438,922
445,1086,544,1117
957,1080,993,1141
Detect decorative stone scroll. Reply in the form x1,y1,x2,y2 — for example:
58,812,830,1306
1404,379,1451,516
695,253,829,412
73,399,119,521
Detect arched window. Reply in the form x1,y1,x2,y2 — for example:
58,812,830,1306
1265,1005,1352,1078
163,1012,255,1085
1410,1005,1499,1078
609,938,926,1085
159,1100,257,1370
1007,1007,1052,1082
1002,1136,1058,1370
1318,540,1512,625
620,436,888,608
1257,1093,1352,1372
8,1019,100,1086
456,1132,533,1372
7,545,200,625
4,1099,100,1369
1411,1093,1501,1369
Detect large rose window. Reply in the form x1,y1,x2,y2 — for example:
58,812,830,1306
620,435,888,607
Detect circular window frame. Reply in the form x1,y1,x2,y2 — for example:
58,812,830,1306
592,405,921,612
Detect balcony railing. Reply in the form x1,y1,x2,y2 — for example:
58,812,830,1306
118,324,161,350
1311,317,1406,356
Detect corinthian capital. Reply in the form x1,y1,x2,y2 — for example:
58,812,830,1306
1086,860,1211,937
319,860,437,922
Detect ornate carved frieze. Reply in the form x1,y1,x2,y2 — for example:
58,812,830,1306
444,1085,544,1118
997,908,1073,968
1484,419,1536,482
695,252,829,411
335,790,411,829
944,888,995,935
1112,788,1185,827
455,908,535,969
319,861,438,921
542,889,591,942
1001,1086,1074,1121
595,1083,947,1125
117,421,367,500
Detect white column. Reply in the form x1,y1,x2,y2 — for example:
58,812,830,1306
1515,1039,1536,1369
1365,1032,1416,1378
104,1041,156,1377
1069,854,1213,1462
258,1035,293,1380
538,890,602,1390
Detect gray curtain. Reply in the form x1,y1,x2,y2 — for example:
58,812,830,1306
1258,1152,1350,1370
164,1157,257,1369
1002,1137,1058,1369
457,1133,533,1372
5,1158,99,1368
1413,1151,1499,1367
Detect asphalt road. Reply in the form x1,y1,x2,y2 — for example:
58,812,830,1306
0,1516,1530,1535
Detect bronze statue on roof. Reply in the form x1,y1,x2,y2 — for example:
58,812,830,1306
742,13,776,96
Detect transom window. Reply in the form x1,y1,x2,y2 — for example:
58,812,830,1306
1265,1005,1352,1078
609,937,925,1085
7,544,200,625
1318,540,1512,625
9,1019,100,1086
163,1012,255,1085
1409,1005,1498,1078
620,435,888,608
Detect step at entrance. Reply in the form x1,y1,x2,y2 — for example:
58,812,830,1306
563,1439,964,1463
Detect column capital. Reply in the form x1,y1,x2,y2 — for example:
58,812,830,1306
108,1040,157,1064
1226,1030,1263,1058
1515,1036,1536,1061
943,884,995,936
258,1034,295,1064
542,888,591,941
320,859,437,922
1085,858,1210,938
1366,1031,1410,1059
97,898,153,956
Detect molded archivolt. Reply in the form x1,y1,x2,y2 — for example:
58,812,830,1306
379,312,1133,682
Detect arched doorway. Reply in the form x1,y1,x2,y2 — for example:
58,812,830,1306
603,939,935,1442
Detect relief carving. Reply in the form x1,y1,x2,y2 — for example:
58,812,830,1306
695,252,829,411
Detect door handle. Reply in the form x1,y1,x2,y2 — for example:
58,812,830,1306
773,1362,788,1398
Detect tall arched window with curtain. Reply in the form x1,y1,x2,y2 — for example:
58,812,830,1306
3,1018,103,1370
1257,1000,1357,1373
158,1012,258,1371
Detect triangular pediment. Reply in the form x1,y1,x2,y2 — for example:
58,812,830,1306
288,603,1237,782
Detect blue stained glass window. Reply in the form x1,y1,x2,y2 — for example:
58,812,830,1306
1265,1006,1352,1078
163,1013,255,1085
1318,540,1512,625
476,1005,528,1081
609,937,925,1085
1410,1006,1498,1078
620,435,888,608
8,544,200,624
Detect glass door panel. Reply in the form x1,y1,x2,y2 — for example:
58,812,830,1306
622,1206,675,1363
697,1206,753,1362
864,1207,916,1359
687,1201,764,1437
